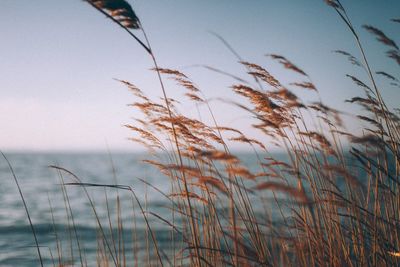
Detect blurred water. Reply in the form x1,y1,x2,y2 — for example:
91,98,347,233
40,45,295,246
0,152,178,266
0,152,266,266
0,152,291,266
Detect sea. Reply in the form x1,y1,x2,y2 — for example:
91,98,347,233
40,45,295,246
0,152,274,266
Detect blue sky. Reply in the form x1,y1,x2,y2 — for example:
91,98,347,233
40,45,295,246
0,0,399,151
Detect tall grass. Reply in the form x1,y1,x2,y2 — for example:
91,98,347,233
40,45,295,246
106,0,399,265
4,0,399,266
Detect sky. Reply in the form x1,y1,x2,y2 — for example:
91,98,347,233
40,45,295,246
0,0,399,152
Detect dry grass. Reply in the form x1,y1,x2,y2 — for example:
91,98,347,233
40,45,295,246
109,1,399,265
4,0,399,266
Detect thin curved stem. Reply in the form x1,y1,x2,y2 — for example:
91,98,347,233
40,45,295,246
140,25,203,267
1,151,44,267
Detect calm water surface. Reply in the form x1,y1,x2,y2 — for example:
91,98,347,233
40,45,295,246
0,152,174,266
0,152,272,266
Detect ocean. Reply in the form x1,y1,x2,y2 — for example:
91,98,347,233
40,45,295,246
0,152,180,266
0,152,278,266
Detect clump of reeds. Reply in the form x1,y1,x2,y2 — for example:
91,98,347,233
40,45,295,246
6,0,399,266
114,0,399,265
77,0,400,265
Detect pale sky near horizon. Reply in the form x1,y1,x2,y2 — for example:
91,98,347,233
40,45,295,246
0,0,399,152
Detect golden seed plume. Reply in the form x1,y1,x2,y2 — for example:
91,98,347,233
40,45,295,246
87,0,141,29
267,54,308,76
363,25,399,50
